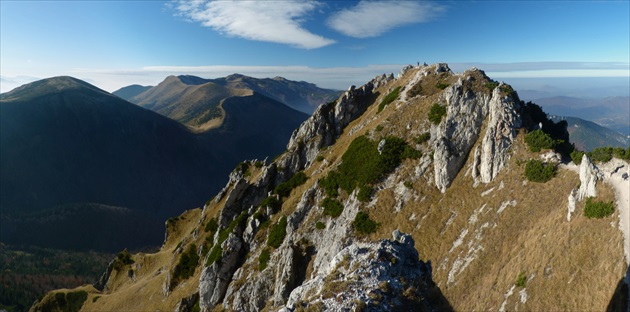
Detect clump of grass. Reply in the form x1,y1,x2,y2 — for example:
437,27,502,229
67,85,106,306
435,82,449,90
403,181,413,189
584,197,615,218
258,248,271,271
378,86,402,113
428,103,447,125
206,245,222,266
515,272,527,287
315,221,325,230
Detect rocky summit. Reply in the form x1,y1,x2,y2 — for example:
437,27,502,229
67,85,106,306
33,63,629,312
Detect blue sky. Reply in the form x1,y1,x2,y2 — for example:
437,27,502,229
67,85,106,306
1,0,629,94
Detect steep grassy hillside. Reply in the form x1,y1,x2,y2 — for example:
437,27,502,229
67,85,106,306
0,76,307,252
35,65,628,312
112,84,152,101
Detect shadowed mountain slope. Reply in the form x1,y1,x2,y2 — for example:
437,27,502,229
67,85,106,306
0,76,307,251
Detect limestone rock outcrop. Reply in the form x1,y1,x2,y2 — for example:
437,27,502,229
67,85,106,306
433,70,522,192
281,230,444,311
577,154,601,201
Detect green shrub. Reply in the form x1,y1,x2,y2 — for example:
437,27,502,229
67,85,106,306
204,218,218,233
63,291,88,312
258,248,270,271
267,217,287,248
217,212,248,246
260,196,282,213
515,272,527,287
353,212,379,234
320,135,419,198
206,245,222,266
612,147,630,160
254,161,263,168
524,159,556,182
113,249,134,270
92,296,100,303
524,130,555,152
234,161,249,173
499,84,514,95
584,197,615,218
173,244,199,281
485,81,499,91
571,149,585,165
322,198,344,218
315,221,325,230
435,82,449,90
407,81,423,98
588,146,613,163
378,86,402,113
428,103,447,125
414,132,430,144
375,125,384,132
274,171,308,197
316,155,325,162
404,181,413,189
357,185,373,202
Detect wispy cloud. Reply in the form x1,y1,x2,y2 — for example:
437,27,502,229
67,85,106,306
327,1,445,38
173,0,334,49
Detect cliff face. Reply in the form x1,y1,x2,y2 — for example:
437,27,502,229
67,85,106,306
34,64,627,312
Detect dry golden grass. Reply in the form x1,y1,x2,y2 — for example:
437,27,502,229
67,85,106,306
53,66,625,312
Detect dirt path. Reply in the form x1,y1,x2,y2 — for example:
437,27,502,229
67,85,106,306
598,158,630,267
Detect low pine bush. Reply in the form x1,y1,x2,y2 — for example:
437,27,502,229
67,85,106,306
428,103,447,125
274,171,308,197
267,217,287,248
353,212,379,234
258,248,270,271
378,86,402,113
173,244,199,281
322,198,344,218
524,130,555,152
584,197,614,218
524,159,556,183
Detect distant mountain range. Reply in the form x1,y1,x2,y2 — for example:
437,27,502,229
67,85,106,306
114,74,341,127
533,96,630,136
0,76,308,251
550,115,629,151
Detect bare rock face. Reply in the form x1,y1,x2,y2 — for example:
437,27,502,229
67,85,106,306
282,230,442,311
199,234,245,312
433,73,522,192
478,85,522,183
577,154,601,201
432,78,490,192
284,74,393,172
